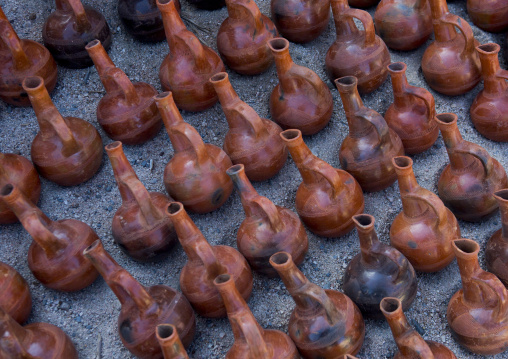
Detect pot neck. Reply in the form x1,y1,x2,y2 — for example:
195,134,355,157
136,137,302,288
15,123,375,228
428,0,456,41
331,0,357,37
478,47,507,95
389,68,412,109
0,21,31,72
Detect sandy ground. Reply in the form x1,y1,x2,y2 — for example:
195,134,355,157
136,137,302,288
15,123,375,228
1,0,508,357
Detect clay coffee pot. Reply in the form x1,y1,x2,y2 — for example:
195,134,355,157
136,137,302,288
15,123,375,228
485,189,508,287
157,0,225,112
214,273,299,359
268,38,333,135
470,43,508,141
157,324,189,359
83,240,196,358
348,0,379,7
381,297,458,358
343,214,417,319
280,129,364,237
43,0,111,68
0,184,99,291
106,141,178,262
374,0,432,51
270,252,365,358
435,113,508,222
118,0,180,42
335,76,404,192
0,11,57,106
467,0,508,32
421,0,480,95
390,156,459,272
0,308,78,358
166,202,253,317
384,62,438,154
448,239,508,355
0,262,31,324
210,72,288,182
270,0,330,43
23,76,103,186
217,0,278,75
86,40,162,145
0,153,41,225
155,91,233,213
326,0,391,94
227,164,308,277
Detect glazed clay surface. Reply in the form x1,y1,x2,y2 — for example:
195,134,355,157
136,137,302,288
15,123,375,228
0,153,40,225
227,163,308,277
83,240,196,359
217,0,278,75
467,0,508,33
326,0,390,94
156,324,190,359
270,0,330,43
486,189,508,287
470,43,508,142
280,129,365,238
374,0,432,51
156,91,233,213
268,38,333,135
343,214,417,319
435,113,508,222
447,239,508,355
336,76,404,192
0,262,31,324
0,13,57,106
43,0,111,68
270,252,365,358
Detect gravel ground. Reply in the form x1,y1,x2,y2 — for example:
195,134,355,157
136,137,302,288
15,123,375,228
1,0,508,358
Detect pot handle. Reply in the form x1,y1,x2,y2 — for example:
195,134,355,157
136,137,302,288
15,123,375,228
104,68,140,104
454,141,493,177
496,69,508,81
293,282,341,324
344,8,376,47
403,187,448,229
472,273,508,318
287,65,328,96
441,14,476,59
0,21,31,71
169,123,208,163
65,0,92,32
357,110,392,146
405,86,435,120
250,197,284,233
302,158,343,198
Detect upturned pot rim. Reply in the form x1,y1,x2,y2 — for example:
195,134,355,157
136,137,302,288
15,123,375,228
279,129,302,142
476,43,500,56
22,76,44,92
452,238,480,259
387,62,406,74
434,113,457,126
334,76,358,93
267,37,289,53
226,163,244,176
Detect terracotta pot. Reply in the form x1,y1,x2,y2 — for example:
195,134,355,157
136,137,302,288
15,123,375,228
270,252,365,358
0,184,99,291
280,129,364,237
422,0,481,95
227,164,308,277
390,156,459,272
158,0,225,111
385,62,438,154
0,308,78,358
43,0,111,68
448,239,508,355
211,72,288,182
217,0,278,75
166,202,253,318
0,11,57,107
83,240,196,358
118,0,180,42
470,43,508,141
335,76,404,192
343,214,417,319
86,40,162,145
326,0,391,94
214,273,299,359
467,0,508,32
268,38,333,135
23,76,103,186
348,0,379,7
374,0,432,51
0,153,40,225
0,262,31,324
106,141,178,262
486,189,508,287
270,0,330,43
155,91,233,213
381,297,457,358
435,113,508,222
157,324,190,359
